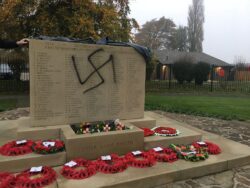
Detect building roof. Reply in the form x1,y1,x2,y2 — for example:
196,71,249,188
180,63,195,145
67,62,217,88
155,50,231,67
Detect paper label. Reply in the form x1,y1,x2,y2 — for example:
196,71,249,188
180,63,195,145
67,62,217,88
185,151,197,155
153,147,163,152
197,141,206,145
30,166,43,172
43,141,56,147
64,161,77,167
101,155,112,161
16,140,27,145
132,150,142,156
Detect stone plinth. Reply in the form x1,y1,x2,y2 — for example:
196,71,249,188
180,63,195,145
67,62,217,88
61,123,144,160
16,117,67,140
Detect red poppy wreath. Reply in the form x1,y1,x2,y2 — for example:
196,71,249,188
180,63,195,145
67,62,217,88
192,141,221,155
148,147,178,162
15,166,57,188
95,154,127,174
152,127,180,137
0,140,33,156
60,158,96,179
0,172,15,188
139,128,155,137
124,151,156,168
32,140,65,155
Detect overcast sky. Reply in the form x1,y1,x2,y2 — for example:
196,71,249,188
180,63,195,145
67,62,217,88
129,0,250,64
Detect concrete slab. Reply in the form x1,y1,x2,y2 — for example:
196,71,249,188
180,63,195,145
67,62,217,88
16,117,67,140
0,152,66,173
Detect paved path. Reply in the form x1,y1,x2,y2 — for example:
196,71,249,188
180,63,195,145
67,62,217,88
0,108,250,187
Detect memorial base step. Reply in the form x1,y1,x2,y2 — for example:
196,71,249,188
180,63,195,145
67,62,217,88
55,130,250,188
0,152,66,173
16,117,68,140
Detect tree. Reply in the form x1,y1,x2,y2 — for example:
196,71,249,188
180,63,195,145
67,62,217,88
187,0,205,52
172,57,194,84
193,62,210,85
0,0,138,41
172,25,188,52
135,17,176,50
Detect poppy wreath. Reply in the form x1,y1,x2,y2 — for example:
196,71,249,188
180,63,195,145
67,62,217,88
148,147,178,162
0,140,33,156
192,141,221,155
124,151,156,168
32,140,65,155
152,127,180,137
140,128,155,137
170,144,209,162
95,154,127,174
0,172,16,188
15,166,57,188
60,158,96,179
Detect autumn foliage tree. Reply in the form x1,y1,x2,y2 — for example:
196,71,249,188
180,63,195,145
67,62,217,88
0,0,138,42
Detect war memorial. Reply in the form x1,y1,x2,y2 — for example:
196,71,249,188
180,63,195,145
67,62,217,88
0,39,249,188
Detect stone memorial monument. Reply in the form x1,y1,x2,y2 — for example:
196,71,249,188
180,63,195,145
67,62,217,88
29,39,146,127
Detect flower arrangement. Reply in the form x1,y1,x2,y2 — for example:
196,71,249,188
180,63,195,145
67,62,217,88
124,151,156,168
61,158,96,179
15,166,57,188
192,141,221,155
152,127,180,137
170,144,208,162
95,154,127,174
148,147,178,162
71,119,128,134
32,140,65,155
0,140,33,156
140,128,155,137
0,172,15,188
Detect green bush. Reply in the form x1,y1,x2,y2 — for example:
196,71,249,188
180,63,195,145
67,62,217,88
193,62,210,85
173,57,194,84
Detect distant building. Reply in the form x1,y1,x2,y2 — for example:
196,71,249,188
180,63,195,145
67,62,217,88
154,50,233,80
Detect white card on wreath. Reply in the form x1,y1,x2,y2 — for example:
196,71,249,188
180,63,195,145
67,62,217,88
101,155,112,161
43,141,56,147
132,150,142,156
64,161,77,167
30,166,43,172
197,141,206,145
153,147,163,152
16,140,27,145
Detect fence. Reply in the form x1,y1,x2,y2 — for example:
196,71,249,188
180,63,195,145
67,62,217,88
0,55,29,93
147,65,250,93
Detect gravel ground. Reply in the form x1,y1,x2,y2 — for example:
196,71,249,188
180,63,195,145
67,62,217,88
0,108,250,188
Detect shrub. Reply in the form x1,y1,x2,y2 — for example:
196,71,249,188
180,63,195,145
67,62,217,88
193,62,210,85
173,57,194,84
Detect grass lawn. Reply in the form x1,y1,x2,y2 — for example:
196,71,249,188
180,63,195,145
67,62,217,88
0,99,17,112
145,93,250,121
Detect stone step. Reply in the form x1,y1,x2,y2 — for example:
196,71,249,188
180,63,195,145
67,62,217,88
55,132,250,188
0,152,66,173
